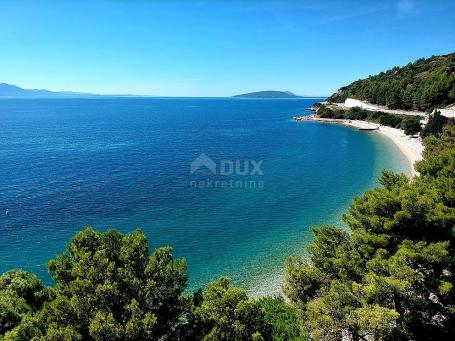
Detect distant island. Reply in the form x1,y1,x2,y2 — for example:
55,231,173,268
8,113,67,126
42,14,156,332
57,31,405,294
233,90,301,98
1,84,306,99
0,83,138,98
0,83,99,98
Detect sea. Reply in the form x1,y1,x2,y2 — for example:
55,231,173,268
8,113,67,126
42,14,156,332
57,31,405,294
0,97,409,295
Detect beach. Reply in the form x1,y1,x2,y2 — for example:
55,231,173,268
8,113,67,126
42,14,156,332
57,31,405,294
294,114,424,176
375,126,423,176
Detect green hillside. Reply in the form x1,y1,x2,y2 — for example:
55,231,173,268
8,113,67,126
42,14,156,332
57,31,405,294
329,53,455,111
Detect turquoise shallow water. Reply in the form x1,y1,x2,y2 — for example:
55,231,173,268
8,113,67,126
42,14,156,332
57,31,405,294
0,97,408,294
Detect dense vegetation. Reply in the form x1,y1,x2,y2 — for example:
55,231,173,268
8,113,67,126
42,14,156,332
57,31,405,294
0,228,303,340
328,53,455,111
284,124,455,340
317,105,423,135
421,110,450,138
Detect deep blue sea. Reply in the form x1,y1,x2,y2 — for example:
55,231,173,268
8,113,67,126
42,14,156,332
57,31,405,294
0,97,408,294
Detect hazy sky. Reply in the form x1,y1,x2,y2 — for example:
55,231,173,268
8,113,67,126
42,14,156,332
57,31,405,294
1,0,454,97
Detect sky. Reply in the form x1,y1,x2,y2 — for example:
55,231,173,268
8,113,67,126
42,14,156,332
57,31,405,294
0,0,454,97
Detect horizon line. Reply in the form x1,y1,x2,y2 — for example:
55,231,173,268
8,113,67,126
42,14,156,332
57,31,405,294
0,82,329,98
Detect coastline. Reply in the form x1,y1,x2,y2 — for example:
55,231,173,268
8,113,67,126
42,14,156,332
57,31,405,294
252,117,424,298
375,126,423,176
294,114,423,176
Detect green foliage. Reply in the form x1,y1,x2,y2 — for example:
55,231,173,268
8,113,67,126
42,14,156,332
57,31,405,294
315,104,420,134
196,276,271,341
379,169,408,190
285,126,455,340
379,114,402,128
401,116,422,135
344,106,368,120
40,228,190,340
1,229,303,341
328,53,455,111
2,315,42,341
258,297,306,341
284,258,329,307
421,110,450,137
0,270,48,336
316,105,334,118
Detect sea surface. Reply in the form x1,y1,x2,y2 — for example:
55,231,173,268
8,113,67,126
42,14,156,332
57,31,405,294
0,97,408,294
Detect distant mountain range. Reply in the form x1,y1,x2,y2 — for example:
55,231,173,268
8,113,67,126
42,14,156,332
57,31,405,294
0,83,99,97
233,90,302,98
0,83,314,99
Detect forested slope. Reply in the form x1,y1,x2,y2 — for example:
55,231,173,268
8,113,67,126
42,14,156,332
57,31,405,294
329,53,455,111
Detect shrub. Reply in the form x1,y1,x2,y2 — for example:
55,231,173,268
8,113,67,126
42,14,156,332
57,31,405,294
401,116,422,135
379,114,403,128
